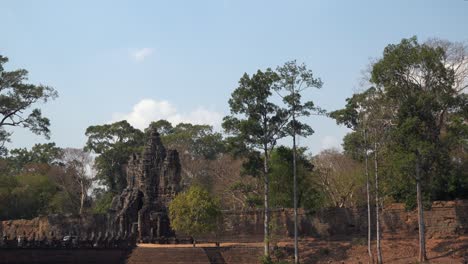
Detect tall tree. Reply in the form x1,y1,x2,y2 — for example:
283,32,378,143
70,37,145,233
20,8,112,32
84,120,144,194
370,37,465,262
61,148,95,214
222,69,288,259
330,90,375,263
0,55,58,155
365,88,391,264
273,60,323,264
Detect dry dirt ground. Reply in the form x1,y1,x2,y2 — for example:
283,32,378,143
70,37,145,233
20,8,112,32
287,236,468,263
139,236,468,263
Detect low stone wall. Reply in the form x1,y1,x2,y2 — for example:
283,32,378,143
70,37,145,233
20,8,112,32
2,200,467,242
0,214,109,239
216,200,468,241
382,200,468,238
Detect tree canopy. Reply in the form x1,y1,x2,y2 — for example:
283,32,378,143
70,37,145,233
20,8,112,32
269,146,322,210
0,55,58,156
168,185,221,242
84,120,144,193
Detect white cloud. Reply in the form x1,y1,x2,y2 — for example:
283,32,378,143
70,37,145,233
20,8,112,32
131,48,154,62
320,135,342,151
111,99,223,130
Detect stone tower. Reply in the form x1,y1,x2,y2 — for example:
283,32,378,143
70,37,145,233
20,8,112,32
110,129,181,241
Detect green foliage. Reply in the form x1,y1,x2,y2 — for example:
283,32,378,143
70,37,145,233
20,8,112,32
239,151,263,178
245,194,263,208
371,37,452,158
85,119,226,198
0,173,58,220
331,37,468,208
0,55,58,155
330,87,381,161
229,180,263,208
8,143,62,173
272,247,286,262
168,185,221,239
370,36,467,204
0,143,96,219
222,68,289,256
85,120,144,193
145,120,227,193
162,122,225,160
223,69,288,151
269,146,323,210
341,131,366,161
329,90,372,131
229,181,255,193
145,119,174,136
0,174,18,218
330,86,383,142
146,120,225,160
47,191,77,214
274,60,324,137
260,255,274,264
91,188,114,214
222,69,289,206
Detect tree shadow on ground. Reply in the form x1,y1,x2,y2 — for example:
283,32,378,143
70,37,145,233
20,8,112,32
202,247,226,264
382,238,418,263
430,237,468,261
300,239,353,264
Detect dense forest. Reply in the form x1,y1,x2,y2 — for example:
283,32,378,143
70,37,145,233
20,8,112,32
0,36,466,225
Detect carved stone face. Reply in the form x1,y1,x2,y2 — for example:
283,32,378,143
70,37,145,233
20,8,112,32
111,128,181,239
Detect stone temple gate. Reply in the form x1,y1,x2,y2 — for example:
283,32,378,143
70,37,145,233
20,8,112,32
109,129,181,241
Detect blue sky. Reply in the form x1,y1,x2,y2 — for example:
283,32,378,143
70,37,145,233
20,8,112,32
1,0,467,155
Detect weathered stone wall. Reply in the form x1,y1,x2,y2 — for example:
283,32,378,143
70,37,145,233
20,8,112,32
0,130,182,243
2,200,466,242
214,200,468,242
0,214,109,239
384,200,468,238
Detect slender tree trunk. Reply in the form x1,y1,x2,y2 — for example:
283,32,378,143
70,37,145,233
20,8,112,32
364,129,374,264
292,115,299,264
374,140,383,264
79,180,86,215
263,145,270,258
416,158,427,262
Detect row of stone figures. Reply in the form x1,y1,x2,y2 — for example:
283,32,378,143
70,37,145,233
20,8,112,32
138,235,194,245
0,231,196,249
0,231,137,249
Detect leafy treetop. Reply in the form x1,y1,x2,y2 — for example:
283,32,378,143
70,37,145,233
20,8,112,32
168,185,221,240
0,55,58,155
